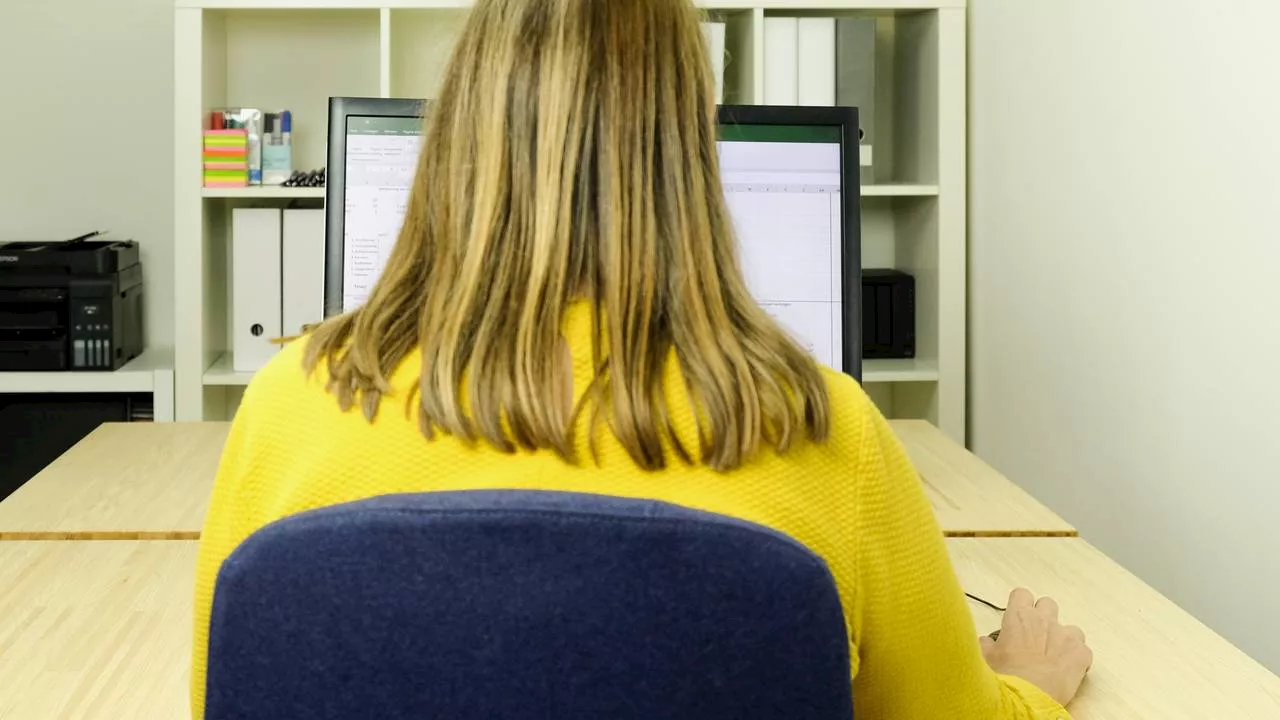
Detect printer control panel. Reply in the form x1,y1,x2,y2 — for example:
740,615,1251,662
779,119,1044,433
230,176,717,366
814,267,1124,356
70,300,114,369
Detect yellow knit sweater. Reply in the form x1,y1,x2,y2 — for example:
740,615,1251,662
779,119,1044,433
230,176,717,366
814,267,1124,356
192,305,1070,719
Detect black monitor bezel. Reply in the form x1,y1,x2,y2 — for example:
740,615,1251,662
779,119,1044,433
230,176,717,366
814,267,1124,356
717,105,862,381
323,96,427,319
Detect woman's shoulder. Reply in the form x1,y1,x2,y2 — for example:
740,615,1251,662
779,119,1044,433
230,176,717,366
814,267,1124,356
814,365,882,455
249,336,313,388
237,336,331,419
818,365,865,399
818,366,878,419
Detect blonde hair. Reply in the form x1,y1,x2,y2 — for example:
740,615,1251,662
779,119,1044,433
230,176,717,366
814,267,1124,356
305,0,830,471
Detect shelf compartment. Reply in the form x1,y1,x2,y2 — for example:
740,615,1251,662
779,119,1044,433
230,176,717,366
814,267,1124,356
202,352,258,387
206,9,381,171
388,8,469,99
0,349,173,395
863,357,938,383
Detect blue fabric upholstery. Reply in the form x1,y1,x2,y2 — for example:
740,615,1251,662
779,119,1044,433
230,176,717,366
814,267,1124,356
205,490,853,719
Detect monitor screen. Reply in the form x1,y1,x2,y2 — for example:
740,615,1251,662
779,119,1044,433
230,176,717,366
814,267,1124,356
718,124,844,370
340,116,424,310
327,103,858,375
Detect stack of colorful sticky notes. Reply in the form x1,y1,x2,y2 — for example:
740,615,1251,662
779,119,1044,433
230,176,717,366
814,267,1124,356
204,130,248,187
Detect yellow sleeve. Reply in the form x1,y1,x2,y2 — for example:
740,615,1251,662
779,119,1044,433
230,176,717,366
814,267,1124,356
190,388,266,720
848,407,1072,719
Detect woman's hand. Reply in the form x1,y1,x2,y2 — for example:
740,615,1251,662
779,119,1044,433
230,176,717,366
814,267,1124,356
979,588,1093,707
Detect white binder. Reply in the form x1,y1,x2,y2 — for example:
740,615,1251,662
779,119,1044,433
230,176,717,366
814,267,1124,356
763,17,799,106
702,21,727,103
231,208,282,372
282,208,326,337
798,18,836,106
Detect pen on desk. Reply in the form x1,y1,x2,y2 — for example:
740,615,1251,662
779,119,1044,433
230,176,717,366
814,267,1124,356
965,591,1007,613
964,591,1006,641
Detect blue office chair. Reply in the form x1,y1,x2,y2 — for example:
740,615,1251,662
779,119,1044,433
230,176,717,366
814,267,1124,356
204,490,853,719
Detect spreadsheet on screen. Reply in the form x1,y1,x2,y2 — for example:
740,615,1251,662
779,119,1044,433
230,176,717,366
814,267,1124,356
340,121,844,369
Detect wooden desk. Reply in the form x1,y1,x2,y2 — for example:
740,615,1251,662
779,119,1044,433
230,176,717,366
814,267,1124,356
5,538,1277,719
891,420,1076,537
0,423,228,540
953,538,1280,718
0,541,195,719
0,420,1073,539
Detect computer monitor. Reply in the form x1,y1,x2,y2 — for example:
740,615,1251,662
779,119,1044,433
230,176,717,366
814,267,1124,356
324,99,861,379
324,97,427,317
716,105,861,377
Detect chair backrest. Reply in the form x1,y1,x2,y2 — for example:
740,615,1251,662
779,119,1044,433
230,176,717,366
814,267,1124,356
205,490,853,720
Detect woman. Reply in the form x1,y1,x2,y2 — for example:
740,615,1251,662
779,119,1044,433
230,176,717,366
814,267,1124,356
192,0,1092,716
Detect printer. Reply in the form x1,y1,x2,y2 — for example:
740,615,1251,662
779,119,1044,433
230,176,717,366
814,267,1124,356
0,237,144,371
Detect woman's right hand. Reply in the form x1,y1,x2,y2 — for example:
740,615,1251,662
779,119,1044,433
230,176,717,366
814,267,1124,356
979,588,1093,708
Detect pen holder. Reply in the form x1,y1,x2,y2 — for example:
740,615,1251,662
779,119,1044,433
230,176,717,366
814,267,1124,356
203,130,249,188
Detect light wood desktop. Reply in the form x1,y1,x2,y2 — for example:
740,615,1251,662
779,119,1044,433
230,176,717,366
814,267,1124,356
0,420,1075,540
0,423,227,540
954,539,1280,718
5,538,1278,719
0,541,195,719
889,420,1076,537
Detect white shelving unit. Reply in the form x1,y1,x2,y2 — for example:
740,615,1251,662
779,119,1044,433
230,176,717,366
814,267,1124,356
174,0,967,440
863,357,939,383
201,187,326,199
201,352,257,386
860,183,939,197
0,349,176,421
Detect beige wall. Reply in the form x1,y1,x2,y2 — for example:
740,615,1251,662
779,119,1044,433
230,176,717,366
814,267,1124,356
0,0,174,348
970,0,1280,670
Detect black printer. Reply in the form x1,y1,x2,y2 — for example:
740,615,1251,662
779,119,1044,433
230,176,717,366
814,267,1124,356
0,236,144,371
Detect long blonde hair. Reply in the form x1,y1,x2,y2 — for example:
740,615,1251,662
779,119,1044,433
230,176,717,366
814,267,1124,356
305,0,830,471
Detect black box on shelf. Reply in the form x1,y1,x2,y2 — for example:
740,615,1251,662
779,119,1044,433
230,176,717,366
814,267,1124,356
862,269,915,359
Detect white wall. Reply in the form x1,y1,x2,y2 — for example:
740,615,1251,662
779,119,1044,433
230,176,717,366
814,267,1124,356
970,0,1280,671
0,0,174,348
